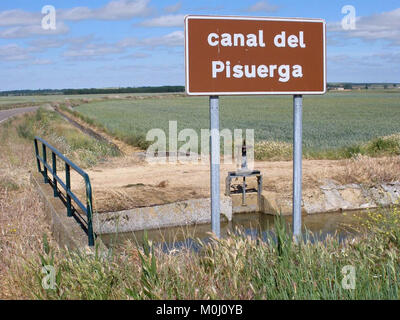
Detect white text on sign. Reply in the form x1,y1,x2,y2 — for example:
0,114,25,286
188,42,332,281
210,30,306,81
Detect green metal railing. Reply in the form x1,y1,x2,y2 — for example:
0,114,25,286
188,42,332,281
34,137,95,246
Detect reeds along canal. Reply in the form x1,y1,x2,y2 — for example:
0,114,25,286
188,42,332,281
100,210,368,251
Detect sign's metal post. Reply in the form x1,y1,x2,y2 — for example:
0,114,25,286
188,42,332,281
210,95,221,238
292,94,303,242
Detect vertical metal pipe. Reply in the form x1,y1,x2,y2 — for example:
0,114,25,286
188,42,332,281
292,95,303,242
242,177,246,206
66,163,72,217
52,152,58,197
210,95,220,238
42,144,48,183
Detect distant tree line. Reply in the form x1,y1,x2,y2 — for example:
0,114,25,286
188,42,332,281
0,86,185,96
1,83,398,96
327,83,398,90
0,89,64,96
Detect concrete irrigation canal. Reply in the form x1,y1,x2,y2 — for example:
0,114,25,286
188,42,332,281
99,210,368,249
32,152,400,250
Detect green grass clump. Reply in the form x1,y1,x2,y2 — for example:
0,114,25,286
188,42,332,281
121,134,150,150
0,176,20,191
15,207,400,300
364,135,400,156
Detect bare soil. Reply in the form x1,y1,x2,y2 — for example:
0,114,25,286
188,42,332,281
71,157,348,213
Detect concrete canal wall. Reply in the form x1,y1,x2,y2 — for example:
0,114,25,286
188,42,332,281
94,180,400,235
33,166,400,242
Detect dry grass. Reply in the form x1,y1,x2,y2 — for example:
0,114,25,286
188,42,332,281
0,186,55,299
335,154,400,185
255,140,293,161
12,215,400,299
0,108,116,299
0,116,56,299
1,107,400,300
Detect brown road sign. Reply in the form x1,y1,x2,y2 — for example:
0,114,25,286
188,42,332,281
184,15,326,95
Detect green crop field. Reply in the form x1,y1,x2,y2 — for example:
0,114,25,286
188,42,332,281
0,93,174,108
74,91,400,153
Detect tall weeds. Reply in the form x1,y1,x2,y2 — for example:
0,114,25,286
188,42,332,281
14,211,400,300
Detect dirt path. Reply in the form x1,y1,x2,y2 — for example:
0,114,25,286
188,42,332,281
70,157,347,212
0,106,38,124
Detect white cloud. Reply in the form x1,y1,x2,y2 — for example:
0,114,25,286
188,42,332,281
191,5,224,12
13,58,54,68
246,1,279,13
0,9,41,27
164,2,182,14
63,43,123,59
141,30,184,47
327,51,400,83
372,52,400,64
140,14,185,27
59,0,151,21
0,44,31,61
121,52,150,59
28,35,97,52
118,37,138,48
0,0,152,25
328,8,400,45
0,21,69,39
29,38,66,49
118,31,184,48
31,58,53,65
0,0,152,39
327,53,383,68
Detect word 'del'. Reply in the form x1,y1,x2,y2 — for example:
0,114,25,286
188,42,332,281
185,16,326,95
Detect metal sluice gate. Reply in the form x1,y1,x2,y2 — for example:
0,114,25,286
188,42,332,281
225,139,263,209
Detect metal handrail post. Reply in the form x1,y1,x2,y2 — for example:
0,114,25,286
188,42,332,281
34,139,41,173
66,163,72,217
85,175,94,246
52,152,58,197
42,144,48,183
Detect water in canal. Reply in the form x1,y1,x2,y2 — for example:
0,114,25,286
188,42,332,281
100,210,367,251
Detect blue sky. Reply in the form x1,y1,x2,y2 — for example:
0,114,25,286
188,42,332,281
0,0,399,90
